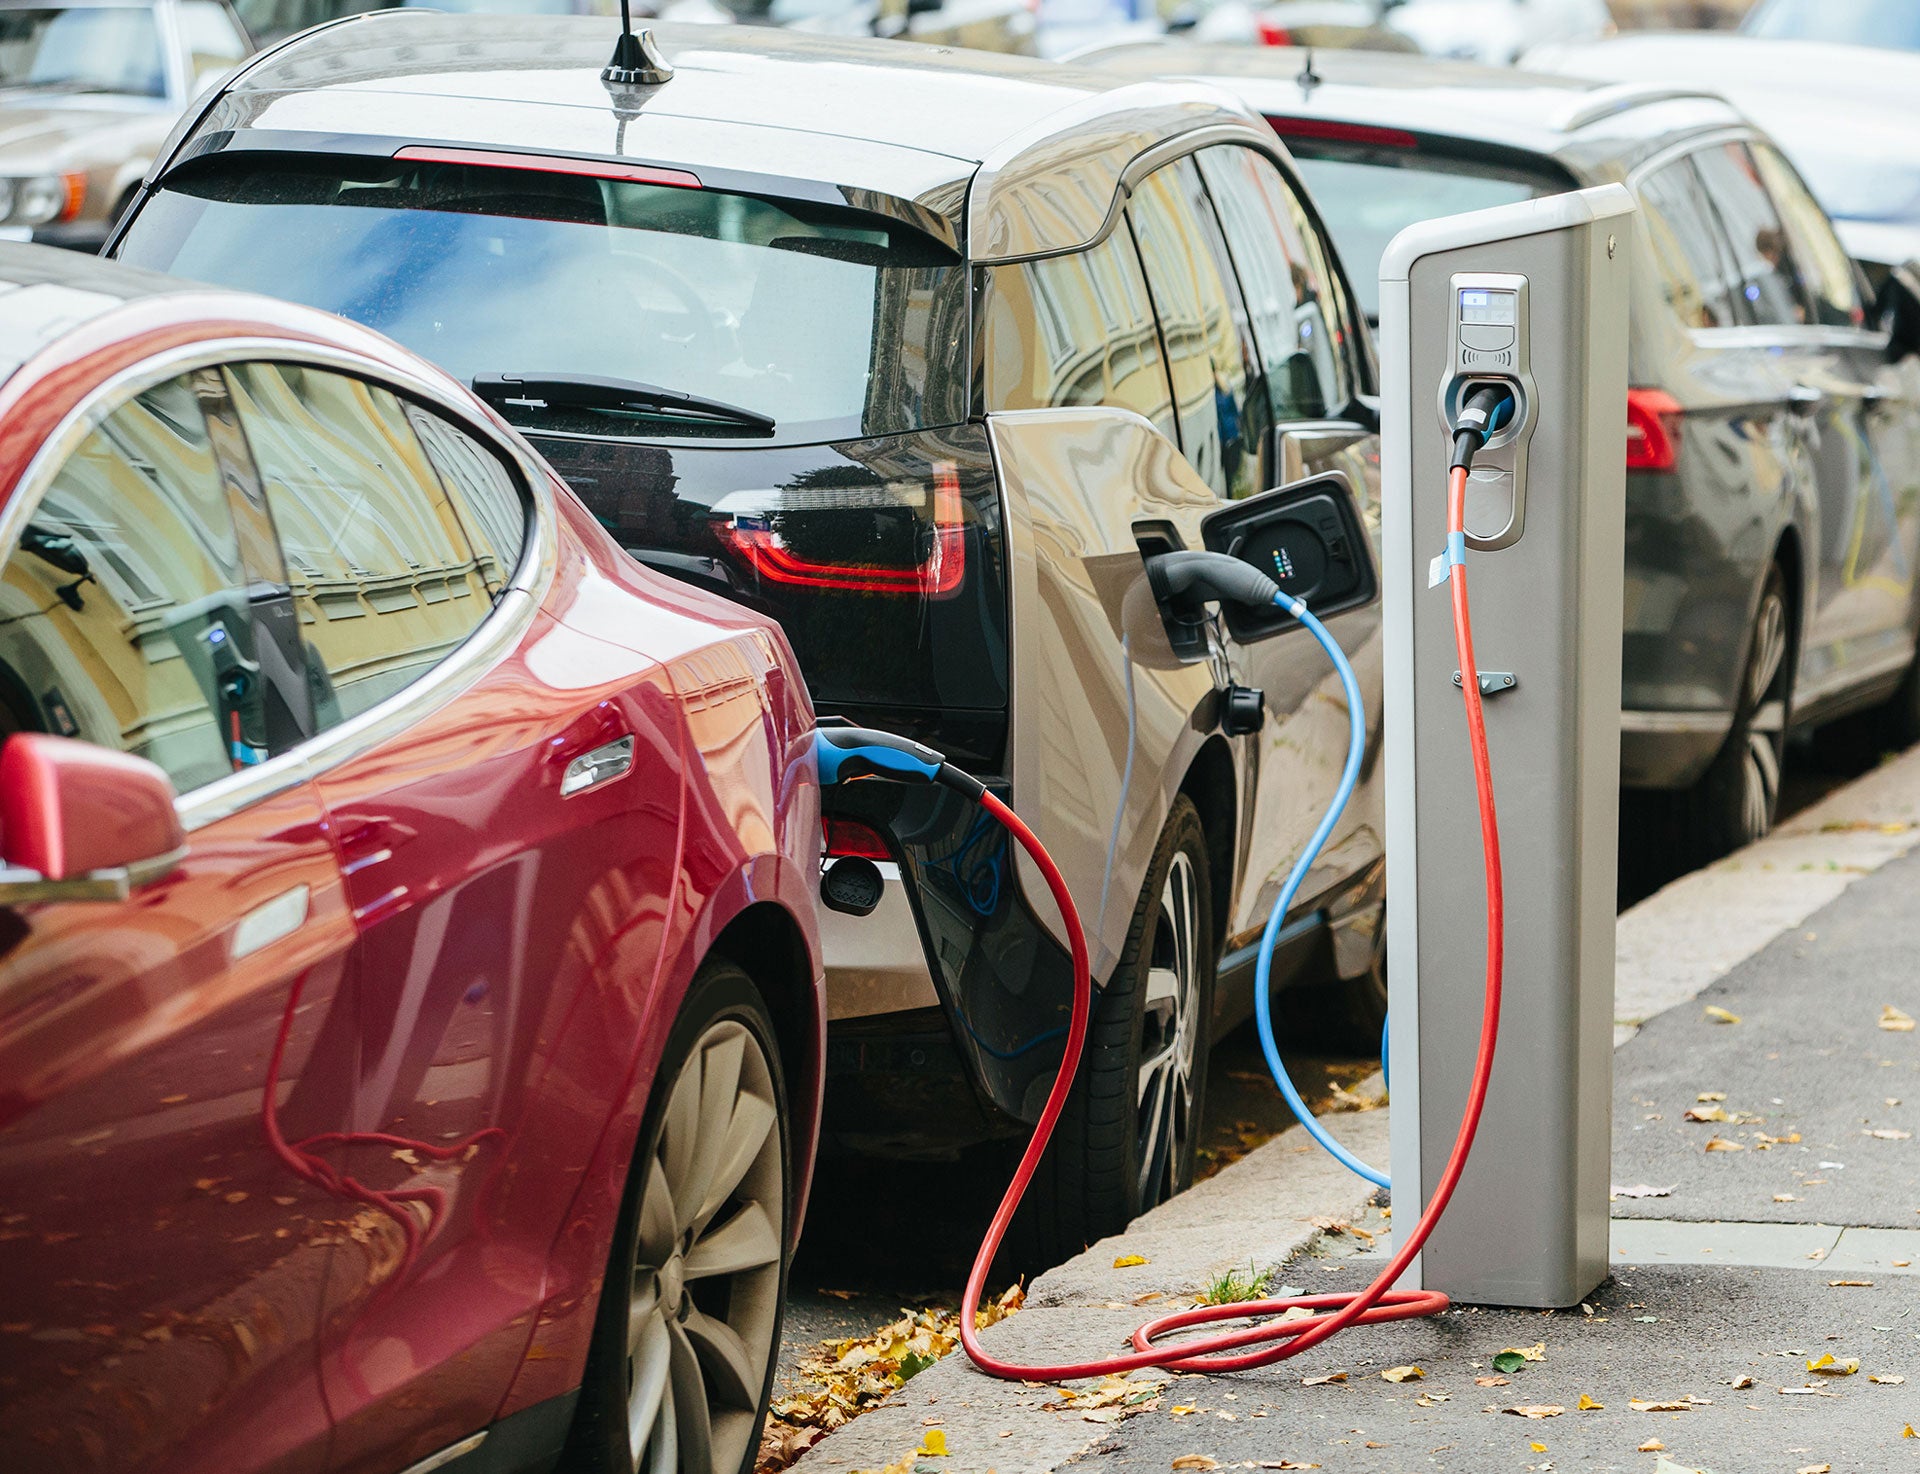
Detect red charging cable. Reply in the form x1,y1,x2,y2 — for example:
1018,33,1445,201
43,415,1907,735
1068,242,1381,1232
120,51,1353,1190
959,463,1504,1379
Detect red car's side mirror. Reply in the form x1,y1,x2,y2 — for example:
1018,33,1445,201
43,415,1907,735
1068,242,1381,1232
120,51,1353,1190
0,734,186,901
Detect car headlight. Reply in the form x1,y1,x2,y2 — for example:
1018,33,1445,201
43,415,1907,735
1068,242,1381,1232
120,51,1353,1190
5,173,86,227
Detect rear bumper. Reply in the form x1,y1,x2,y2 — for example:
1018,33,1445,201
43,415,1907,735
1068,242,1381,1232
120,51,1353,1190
1619,708,1731,790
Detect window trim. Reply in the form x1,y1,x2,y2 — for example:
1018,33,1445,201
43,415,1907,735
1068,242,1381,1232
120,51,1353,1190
0,335,557,833
1628,127,1893,352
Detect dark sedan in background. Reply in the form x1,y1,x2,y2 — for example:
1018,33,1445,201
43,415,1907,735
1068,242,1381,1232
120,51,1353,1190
1093,42,1920,873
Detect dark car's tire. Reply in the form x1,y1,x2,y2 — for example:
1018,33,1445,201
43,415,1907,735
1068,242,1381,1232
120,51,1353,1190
1640,564,1792,872
1011,797,1214,1268
567,961,791,1474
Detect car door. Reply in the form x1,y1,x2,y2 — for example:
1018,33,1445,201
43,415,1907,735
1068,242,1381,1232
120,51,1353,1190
1752,138,1920,696
1127,151,1383,989
1693,137,1905,707
218,359,688,1474
0,369,350,1474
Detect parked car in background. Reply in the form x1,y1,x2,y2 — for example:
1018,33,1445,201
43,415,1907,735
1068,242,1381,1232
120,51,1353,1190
1089,41,1920,873
1187,0,1419,50
1523,33,1920,282
1742,0,1920,54
0,245,824,1474
1380,0,1610,64
111,14,1389,1256
0,0,250,249
238,0,1037,52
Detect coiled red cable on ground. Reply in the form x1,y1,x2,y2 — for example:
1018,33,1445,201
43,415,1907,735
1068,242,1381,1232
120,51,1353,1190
959,464,1505,1380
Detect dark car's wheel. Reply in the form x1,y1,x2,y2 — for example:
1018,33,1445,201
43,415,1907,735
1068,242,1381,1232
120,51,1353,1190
1642,565,1792,871
1013,796,1214,1267
568,961,790,1474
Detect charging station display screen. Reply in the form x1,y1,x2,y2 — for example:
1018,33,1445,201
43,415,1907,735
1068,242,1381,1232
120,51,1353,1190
1459,289,1517,326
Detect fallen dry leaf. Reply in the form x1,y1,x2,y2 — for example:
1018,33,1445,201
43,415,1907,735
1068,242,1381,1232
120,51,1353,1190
1779,1387,1841,1398
1300,1372,1346,1387
1380,1365,1424,1383
1827,1280,1874,1288
1637,1438,1664,1452
1475,1375,1510,1387
1696,1091,1727,1102
1704,1005,1741,1024
1880,1005,1916,1032
1530,1443,1548,1454
1731,1375,1756,1390
1685,1105,1730,1123
1704,1137,1744,1152
917,1429,947,1457
1577,1393,1603,1410
1774,1194,1798,1203
1611,1183,1673,1199
1795,1464,1831,1473
1498,1342,1547,1363
1806,1355,1859,1376
1870,1373,1906,1385
1113,1254,1149,1268
1504,1405,1565,1419
1904,1424,1916,1437
1415,1393,1449,1408
1630,1398,1693,1412
1170,1457,1218,1471
1170,1405,1199,1417
1866,1128,1912,1140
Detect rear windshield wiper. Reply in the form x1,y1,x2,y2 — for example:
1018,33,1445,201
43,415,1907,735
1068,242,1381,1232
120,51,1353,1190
472,373,775,434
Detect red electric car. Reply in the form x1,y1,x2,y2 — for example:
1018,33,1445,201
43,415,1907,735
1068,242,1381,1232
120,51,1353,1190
0,245,824,1474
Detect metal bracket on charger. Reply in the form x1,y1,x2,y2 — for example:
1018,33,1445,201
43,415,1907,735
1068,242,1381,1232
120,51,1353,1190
1452,670,1517,696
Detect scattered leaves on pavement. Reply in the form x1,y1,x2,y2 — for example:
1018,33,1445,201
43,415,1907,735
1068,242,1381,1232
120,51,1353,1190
1704,1005,1741,1024
761,1285,1024,1467
1503,1405,1565,1419
1113,1254,1149,1268
1381,1364,1424,1382
1879,1005,1915,1032
1042,1373,1165,1423
1493,1343,1545,1373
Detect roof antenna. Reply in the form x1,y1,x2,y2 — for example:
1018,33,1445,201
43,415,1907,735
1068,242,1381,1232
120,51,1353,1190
1297,46,1321,98
603,0,672,87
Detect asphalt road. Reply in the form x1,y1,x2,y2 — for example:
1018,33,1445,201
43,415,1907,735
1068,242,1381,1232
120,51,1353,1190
1611,844,1920,1230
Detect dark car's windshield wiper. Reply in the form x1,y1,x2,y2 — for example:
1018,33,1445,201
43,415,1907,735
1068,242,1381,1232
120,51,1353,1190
472,373,775,434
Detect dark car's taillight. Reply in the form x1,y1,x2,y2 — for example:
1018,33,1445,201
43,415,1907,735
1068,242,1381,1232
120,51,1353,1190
1626,387,1682,472
711,465,966,599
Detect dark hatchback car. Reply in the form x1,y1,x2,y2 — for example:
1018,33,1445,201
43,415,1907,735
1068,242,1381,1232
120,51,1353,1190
109,16,1394,1253
1093,42,1920,869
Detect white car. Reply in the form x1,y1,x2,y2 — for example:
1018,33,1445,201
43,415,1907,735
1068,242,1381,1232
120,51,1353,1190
1384,0,1609,65
1525,32,1920,278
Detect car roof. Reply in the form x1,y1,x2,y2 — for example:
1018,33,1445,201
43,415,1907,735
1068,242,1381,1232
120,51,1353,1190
1083,41,1749,179
168,13,1269,260
0,245,199,374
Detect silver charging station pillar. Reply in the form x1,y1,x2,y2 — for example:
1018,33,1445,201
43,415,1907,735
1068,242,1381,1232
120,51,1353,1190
1382,186,1633,1307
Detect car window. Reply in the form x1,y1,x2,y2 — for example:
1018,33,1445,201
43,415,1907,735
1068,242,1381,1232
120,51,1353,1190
1129,158,1258,500
0,375,267,792
178,1,249,79
1743,0,1920,51
0,5,166,98
1197,144,1353,432
403,406,529,596
224,363,495,729
1691,141,1809,328
981,224,1177,447
1750,141,1865,330
1635,157,1744,331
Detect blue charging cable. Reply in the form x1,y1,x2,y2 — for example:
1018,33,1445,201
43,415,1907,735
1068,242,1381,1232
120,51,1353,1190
1251,591,1387,1186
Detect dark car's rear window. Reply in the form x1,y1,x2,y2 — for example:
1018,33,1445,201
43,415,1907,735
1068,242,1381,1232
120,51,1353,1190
116,155,972,444
1276,130,1572,319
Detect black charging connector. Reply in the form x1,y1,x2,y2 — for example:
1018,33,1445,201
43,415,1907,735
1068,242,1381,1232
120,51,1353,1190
1451,383,1518,474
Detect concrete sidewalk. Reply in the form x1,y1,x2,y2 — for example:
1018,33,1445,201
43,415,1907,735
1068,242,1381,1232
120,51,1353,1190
792,746,1920,1474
